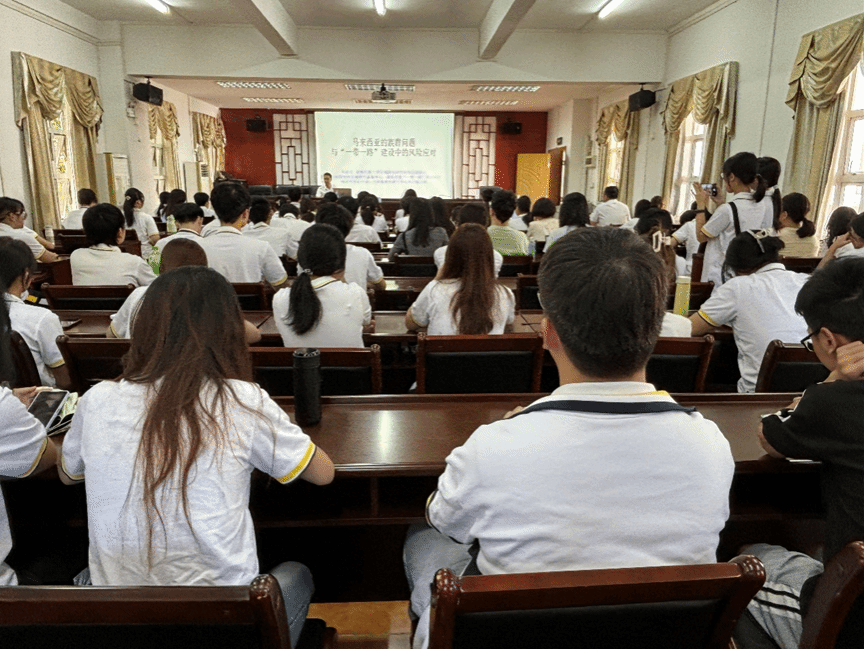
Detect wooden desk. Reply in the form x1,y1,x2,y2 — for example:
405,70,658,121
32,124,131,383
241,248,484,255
56,310,276,338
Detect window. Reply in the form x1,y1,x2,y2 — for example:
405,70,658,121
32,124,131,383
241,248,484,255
46,98,78,219
603,132,624,191
670,113,706,219
822,63,864,224
151,127,167,196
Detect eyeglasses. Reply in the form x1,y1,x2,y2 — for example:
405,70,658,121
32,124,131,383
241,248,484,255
800,332,814,353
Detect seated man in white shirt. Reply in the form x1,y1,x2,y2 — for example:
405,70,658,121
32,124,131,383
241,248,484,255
199,182,288,288
589,185,631,227
70,204,156,286
63,188,98,229
242,197,293,258
0,197,58,263
315,173,335,198
147,202,205,274
506,194,530,232
315,203,385,291
193,191,216,219
404,227,735,649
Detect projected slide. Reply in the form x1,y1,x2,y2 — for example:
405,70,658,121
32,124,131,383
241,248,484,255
315,112,454,198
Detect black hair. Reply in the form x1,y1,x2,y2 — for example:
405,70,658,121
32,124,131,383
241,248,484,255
193,192,209,207
650,195,663,209
248,197,272,224
0,197,24,222
851,214,864,240
323,191,338,203
280,203,300,217
287,224,346,335
530,198,556,219
796,258,864,342
337,195,359,216
0,238,19,384
155,191,170,219
356,191,370,204
164,189,187,218
173,202,204,224
123,187,145,228
490,190,516,224
603,186,619,200
407,198,435,247
314,202,353,237
83,203,126,246
456,202,488,227
724,231,784,274
723,152,766,203
480,188,495,204
288,187,302,202
210,182,251,224
825,207,858,247
538,227,667,379
757,157,782,224
635,208,673,235
558,193,589,228
679,210,698,225
634,199,652,218
516,195,531,214
430,197,455,237
77,188,97,205
399,194,414,215
0,237,36,291
359,195,379,227
780,192,815,239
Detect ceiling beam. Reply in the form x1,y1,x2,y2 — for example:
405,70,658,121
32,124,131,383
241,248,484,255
478,0,537,60
234,0,298,57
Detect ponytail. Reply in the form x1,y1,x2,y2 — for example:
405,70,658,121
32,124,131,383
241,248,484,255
780,192,815,239
770,190,782,229
287,224,347,335
287,271,321,335
123,188,144,229
752,174,767,204
360,206,375,227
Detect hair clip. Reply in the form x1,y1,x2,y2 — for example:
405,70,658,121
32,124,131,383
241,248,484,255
303,268,313,275
652,230,672,253
747,229,770,253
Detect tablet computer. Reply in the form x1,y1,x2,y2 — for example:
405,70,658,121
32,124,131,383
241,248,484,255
27,389,70,430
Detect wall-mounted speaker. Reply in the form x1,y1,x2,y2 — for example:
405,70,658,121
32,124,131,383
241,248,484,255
132,82,163,106
245,117,269,132
628,89,656,112
501,120,522,135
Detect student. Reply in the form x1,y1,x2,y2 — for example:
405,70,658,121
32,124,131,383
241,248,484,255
147,202,206,273
819,206,857,256
121,188,161,259
433,203,503,276
404,227,734,649
63,188,98,229
71,204,156,286
272,224,371,349
242,197,293,258
818,212,864,268
487,190,529,256
776,192,818,257
154,190,170,222
315,203,385,290
506,194,530,231
388,198,449,261
671,201,700,274
199,182,287,288
693,152,773,285
287,186,302,210
59,266,334,647
162,189,187,221
407,223,514,335
734,257,864,649
589,185,631,227
193,191,216,218
757,156,782,228
526,197,559,243
430,197,455,238
339,195,379,243
544,192,589,249
358,195,388,233
0,197,58,263
620,198,652,231
394,189,417,232
690,231,808,392
0,237,71,388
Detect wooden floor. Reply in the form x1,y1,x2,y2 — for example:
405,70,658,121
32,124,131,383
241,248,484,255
309,600,412,648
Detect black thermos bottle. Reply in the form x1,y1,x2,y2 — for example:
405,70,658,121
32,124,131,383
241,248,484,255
293,348,321,427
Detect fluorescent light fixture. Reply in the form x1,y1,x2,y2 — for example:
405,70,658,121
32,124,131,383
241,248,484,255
373,0,386,16
345,84,415,92
242,97,304,103
217,81,292,89
144,0,170,14
459,100,519,106
470,85,540,92
598,0,626,19
354,99,412,104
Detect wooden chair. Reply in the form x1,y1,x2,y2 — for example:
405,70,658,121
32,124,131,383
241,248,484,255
394,255,437,277
666,281,715,311
754,340,830,393
35,257,72,286
415,332,544,394
55,231,142,257
499,255,533,277
250,345,382,396
428,556,765,649
691,252,705,282
232,282,273,310
515,274,540,311
9,331,41,388
349,241,382,252
0,574,336,649
781,256,821,274
42,283,136,311
55,335,129,394
646,335,715,393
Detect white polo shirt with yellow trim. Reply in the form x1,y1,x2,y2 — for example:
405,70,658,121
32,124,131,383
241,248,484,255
5,293,65,386
200,226,287,286
700,193,774,285
70,244,156,286
61,379,315,587
0,222,47,260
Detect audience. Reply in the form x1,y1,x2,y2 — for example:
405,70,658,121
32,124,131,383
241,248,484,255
820,206,857,255
776,192,818,257
757,156,782,228
526,197,559,244
62,188,98,229
544,192,589,249
388,198,449,261
589,185,630,227
0,197,58,263
242,197,293,258
162,189,187,221
193,191,216,218
121,188,161,260
487,190,529,256
819,212,864,267
147,202,205,273
71,203,156,286
507,194,531,231
433,202,503,276
340,195,380,243
272,224,371,348
358,195,388,233
315,203,385,290
394,189,417,233
430,197,455,238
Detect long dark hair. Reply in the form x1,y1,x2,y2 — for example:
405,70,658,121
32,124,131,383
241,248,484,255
407,198,435,247
781,192,815,239
825,207,858,248
430,197,455,237
287,224,346,335
164,189,187,218
0,238,35,385
723,152,766,203
757,157,782,225
359,195,379,227
123,188,145,228
558,193,589,227
439,224,498,335
122,266,252,566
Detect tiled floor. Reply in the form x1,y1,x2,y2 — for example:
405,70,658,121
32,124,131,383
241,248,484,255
308,600,412,648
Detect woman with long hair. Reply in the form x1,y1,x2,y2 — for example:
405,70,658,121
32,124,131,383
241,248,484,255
757,156,782,228
690,230,808,392
430,197,455,237
545,193,589,249
154,191,170,221
122,187,160,259
388,198,449,261
359,194,388,233
526,197,559,243
59,266,334,646
776,192,818,257
272,224,371,348
819,212,864,268
820,206,858,256
162,188,187,219
394,189,417,232
406,223,515,335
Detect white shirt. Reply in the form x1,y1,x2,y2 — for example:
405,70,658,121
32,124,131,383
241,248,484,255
660,312,692,338
345,223,381,244
242,222,292,258
672,220,699,274
408,279,515,336
201,207,216,219
315,184,335,198
527,217,560,243
0,388,48,586
394,215,410,233
701,193,774,285
544,225,580,250
589,199,630,227
833,243,864,259
200,220,221,238
697,263,809,392
109,285,148,338
63,207,88,229
199,227,287,286
506,214,528,232
355,214,388,233
345,245,384,289
433,246,504,277
5,294,65,386
271,277,371,348
427,382,734,575
70,244,156,287
275,217,311,259
777,227,819,258
61,379,315,587
0,223,47,260
128,210,160,260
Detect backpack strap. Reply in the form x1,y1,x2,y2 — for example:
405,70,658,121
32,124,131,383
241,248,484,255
509,399,696,417
730,201,741,237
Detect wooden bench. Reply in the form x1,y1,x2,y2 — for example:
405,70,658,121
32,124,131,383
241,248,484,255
754,340,830,393
42,283,136,311
55,231,142,257
250,346,383,396
647,335,715,393
499,255,533,277
55,335,129,394
781,256,821,274
393,255,437,277
666,281,715,311
232,282,274,310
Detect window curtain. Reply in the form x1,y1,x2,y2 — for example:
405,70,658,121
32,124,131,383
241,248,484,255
661,61,738,205
13,52,103,232
192,112,227,187
784,14,864,217
595,100,639,206
148,102,181,191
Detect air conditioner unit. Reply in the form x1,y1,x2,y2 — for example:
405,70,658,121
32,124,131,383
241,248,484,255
183,161,208,194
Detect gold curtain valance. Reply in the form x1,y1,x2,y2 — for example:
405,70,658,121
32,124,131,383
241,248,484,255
595,100,632,144
786,13,864,110
192,112,226,148
15,53,103,131
148,102,180,141
662,61,738,135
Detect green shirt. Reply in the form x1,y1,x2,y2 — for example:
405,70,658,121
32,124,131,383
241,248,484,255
487,225,529,256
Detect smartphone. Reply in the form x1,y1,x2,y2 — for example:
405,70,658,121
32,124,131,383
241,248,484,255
27,389,70,430
701,183,718,197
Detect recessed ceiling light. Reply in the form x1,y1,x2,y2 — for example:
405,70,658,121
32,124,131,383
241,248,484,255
144,0,170,14
599,0,626,19
469,85,540,92
354,99,412,104
217,81,292,89
459,100,520,106
373,0,386,16
345,84,415,92
242,97,304,103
